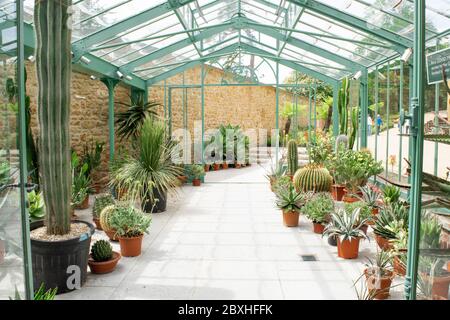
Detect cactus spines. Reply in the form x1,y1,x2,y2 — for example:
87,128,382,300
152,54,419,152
99,205,116,233
287,139,298,176
293,164,332,193
35,0,73,235
91,240,113,262
93,194,115,219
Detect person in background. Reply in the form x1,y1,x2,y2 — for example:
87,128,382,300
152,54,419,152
367,114,373,136
376,114,383,135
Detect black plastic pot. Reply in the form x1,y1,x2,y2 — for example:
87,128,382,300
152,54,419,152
142,188,167,213
30,220,94,294
328,235,338,246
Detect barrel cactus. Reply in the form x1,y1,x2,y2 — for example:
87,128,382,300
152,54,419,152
91,240,113,262
99,205,117,232
293,164,332,192
287,139,298,176
35,0,73,235
93,194,115,219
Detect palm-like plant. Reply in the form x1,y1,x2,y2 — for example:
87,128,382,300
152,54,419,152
323,208,369,241
115,94,159,141
275,184,311,213
109,118,182,211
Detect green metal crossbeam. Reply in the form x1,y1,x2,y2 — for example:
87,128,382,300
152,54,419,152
286,0,411,52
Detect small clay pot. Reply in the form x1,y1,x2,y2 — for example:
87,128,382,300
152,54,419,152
177,175,188,184
375,234,393,251
331,185,346,201
393,255,406,276
222,163,229,169
365,269,394,300
337,237,361,259
118,235,144,257
192,179,201,187
88,252,121,274
213,163,221,171
235,163,242,169
93,218,103,231
105,230,119,242
312,222,325,234
204,165,210,172
75,195,89,210
282,210,300,227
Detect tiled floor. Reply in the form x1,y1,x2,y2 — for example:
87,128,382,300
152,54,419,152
58,163,405,300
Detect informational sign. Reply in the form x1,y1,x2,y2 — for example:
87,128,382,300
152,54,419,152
426,47,450,85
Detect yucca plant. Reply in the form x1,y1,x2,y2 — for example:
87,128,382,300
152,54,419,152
275,184,311,213
323,208,369,241
115,94,159,141
109,118,182,211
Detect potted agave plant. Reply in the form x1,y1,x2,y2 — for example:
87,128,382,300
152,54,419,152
302,192,334,234
323,208,369,259
390,229,408,276
363,249,394,300
275,183,310,227
92,193,116,230
109,204,152,257
187,164,205,186
344,201,373,234
373,203,408,251
357,185,382,217
88,240,121,274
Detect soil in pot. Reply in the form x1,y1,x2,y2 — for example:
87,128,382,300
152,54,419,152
313,222,325,234
331,185,345,201
93,218,103,231
282,210,300,227
88,252,121,274
118,235,144,257
365,269,394,300
337,237,361,259
30,220,95,294
192,179,201,187
375,234,393,251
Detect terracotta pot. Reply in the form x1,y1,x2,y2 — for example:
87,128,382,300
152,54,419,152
222,163,229,169
360,224,369,235
393,255,406,276
192,179,201,187
448,261,450,272
337,237,361,259
342,194,360,203
375,235,393,251
235,163,242,169
313,222,325,234
421,273,450,300
93,218,103,231
204,165,210,172
365,269,394,300
92,183,103,194
88,252,121,274
213,163,221,171
118,235,144,257
282,210,300,227
177,175,187,184
105,230,118,242
75,195,89,210
371,207,379,216
331,185,346,201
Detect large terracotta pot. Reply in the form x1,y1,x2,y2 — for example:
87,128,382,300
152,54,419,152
337,237,361,259
331,184,346,201
375,234,393,251
421,273,450,300
365,269,394,300
282,210,300,227
88,252,121,274
118,235,144,257
213,163,221,171
192,179,201,187
313,222,325,234
393,255,406,276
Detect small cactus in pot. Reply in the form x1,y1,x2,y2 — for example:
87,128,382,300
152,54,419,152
92,193,116,230
88,240,121,274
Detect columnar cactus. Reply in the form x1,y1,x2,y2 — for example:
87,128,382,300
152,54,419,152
293,164,332,192
287,139,298,176
35,0,73,235
93,194,116,219
91,240,113,262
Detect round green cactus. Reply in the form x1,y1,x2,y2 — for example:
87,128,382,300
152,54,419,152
287,139,298,176
91,240,113,262
99,205,117,232
293,164,332,193
93,193,115,219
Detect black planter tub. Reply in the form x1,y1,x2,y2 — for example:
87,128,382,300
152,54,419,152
30,220,95,294
142,189,167,213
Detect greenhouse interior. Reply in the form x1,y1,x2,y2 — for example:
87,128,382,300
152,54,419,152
0,0,449,302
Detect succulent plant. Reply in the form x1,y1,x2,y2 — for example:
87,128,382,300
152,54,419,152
373,203,408,240
287,139,298,176
275,184,311,213
93,193,115,219
91,240,113,262
302,192,334,224
293,164,332,192
382,185,401,205
323,208,369,242
99,204,118,232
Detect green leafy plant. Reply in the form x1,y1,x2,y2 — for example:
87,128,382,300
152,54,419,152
382,185,401,205
109,205,152,238
308,132,333,165
115,94,159,141
186,164,205,180
275,184,311,213
92,193,116,219
272,175,292,193
72,151,92,206
419,212,442,249
10,284,57,300
323,208,369,242
357,185,382,209
302,192,334,224
81,140,104,177
0,161,11,185
91,240,113,262
324,144,347,185
28,190,45,221
344,201,373,224
373,203,409,240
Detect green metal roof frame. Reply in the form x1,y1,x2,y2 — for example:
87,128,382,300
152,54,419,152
9,0,450,90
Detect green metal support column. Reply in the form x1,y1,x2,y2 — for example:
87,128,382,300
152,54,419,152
313,82,317,136
405,0,426,300
17,0,33,299
374,66,379,161
275,62,280,163
201,63,205,164
332,83,339,138
385,62,391,177
164,80,167,119
168,88,173,137
308,86,312,151
360,68,369,148
408,64,414,184
101,78,119,162
433,41,440,176
399,60,404,182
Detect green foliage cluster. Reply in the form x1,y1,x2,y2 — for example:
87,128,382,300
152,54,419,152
109,205,152,238
302,192,334,224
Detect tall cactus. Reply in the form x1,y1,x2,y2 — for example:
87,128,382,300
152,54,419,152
338,77,349,135
35,0,73,235
287,139,298,176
